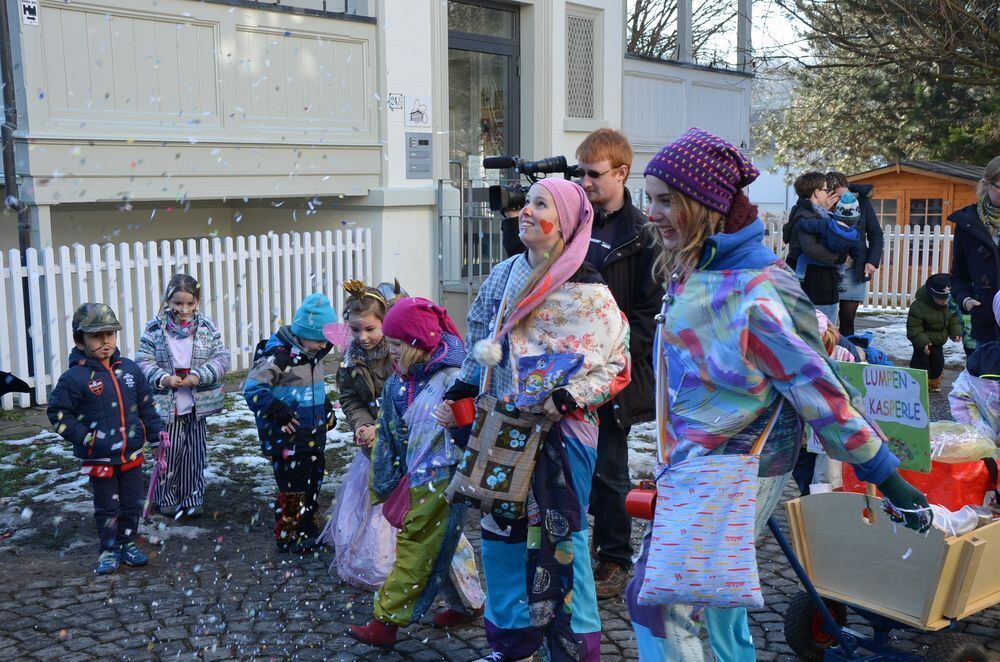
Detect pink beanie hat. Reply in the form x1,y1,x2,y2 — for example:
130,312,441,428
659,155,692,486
382,297,462,353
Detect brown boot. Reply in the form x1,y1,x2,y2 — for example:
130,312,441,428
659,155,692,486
928,377,942,393
593,560,631,600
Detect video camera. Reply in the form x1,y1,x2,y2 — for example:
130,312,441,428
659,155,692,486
483,155,582,212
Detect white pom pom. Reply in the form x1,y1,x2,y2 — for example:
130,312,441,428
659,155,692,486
473,339,503,367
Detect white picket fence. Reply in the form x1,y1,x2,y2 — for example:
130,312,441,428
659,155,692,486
763,221,955,313
0,229,372,410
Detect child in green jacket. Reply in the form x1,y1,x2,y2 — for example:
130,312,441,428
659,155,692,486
907,273,962,392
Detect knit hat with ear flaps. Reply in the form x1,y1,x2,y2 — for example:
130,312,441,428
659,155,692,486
644,127,759,215
834,192,861,222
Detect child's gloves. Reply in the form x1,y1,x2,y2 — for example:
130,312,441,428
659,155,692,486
265,399,297,426
877,471,933,533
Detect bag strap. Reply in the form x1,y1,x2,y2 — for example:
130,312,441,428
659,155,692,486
749,399,784,456
480,261,517,393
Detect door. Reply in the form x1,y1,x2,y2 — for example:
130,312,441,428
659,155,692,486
446,1,521,283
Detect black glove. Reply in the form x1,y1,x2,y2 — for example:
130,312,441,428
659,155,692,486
877,471,933,533
265,399,297,426
551,389,579,415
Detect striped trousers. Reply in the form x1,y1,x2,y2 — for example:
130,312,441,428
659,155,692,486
154,412,208,509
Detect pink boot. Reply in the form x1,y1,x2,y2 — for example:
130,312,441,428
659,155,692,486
348,618,398,648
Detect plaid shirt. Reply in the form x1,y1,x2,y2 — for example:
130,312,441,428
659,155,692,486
457,253,533,398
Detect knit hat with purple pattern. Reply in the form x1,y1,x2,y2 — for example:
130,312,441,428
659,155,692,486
643,127,759,214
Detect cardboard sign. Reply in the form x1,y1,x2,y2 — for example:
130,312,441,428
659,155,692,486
836,362,931,473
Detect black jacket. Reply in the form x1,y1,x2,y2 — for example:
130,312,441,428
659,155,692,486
587,190,661,427
783,197,821,270
950,203,1000,343
47,348,164,465
847,183,885,279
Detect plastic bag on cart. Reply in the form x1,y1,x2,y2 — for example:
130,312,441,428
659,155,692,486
319,451,397,590
928,504,979,536
929,421,997,464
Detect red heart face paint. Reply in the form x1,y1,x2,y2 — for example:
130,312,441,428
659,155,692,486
539,219,555,235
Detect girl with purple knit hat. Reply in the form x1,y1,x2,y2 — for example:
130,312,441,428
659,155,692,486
435,177,630,662
628,127,932,660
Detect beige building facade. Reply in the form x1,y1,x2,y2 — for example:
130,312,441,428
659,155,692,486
1,0,751,301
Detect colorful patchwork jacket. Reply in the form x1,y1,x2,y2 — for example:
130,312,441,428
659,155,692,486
370,333,465,500
243,326,334,457
655,219,899,484
135,313,230,423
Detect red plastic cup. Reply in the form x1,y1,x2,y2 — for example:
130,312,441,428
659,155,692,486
449,398,476,427
625,480,658,520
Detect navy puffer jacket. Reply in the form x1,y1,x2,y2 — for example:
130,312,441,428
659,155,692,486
47,348,164,464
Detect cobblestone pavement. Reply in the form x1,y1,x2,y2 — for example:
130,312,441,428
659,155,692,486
1,377,998,660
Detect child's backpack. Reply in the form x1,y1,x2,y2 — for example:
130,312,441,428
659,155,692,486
252,338,269,366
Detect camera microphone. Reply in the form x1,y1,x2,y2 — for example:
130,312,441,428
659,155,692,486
483,156,518,169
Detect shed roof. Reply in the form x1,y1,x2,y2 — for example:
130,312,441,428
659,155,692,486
850,160,985,184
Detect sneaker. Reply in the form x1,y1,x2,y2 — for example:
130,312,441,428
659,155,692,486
184,506,203,518
158,504,179,517
432,606,483,628
95,550,119,575
291,535,320,555
593,560,631,600
119,541,149,567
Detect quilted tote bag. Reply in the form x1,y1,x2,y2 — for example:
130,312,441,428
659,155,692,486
445,394,552,523
637,403,782,608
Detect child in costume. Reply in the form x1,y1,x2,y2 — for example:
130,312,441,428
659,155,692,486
319,279,404,589
348,297,483,647
135,274,230,517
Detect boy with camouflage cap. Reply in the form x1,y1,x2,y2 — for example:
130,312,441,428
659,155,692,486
47,303,165,575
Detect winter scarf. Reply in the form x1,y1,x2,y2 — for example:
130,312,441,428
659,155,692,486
496,178,594,340
163,310,199,339
978,193,1000,235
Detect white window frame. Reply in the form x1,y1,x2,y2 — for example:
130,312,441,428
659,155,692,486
564,4,605,131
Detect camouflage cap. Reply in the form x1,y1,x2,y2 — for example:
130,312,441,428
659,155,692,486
71,303,122,333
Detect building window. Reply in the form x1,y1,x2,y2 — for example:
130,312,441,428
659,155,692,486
566,11,598,119
872,198,898,227
909,198,943,227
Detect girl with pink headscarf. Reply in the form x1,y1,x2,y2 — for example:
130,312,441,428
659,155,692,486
435,178,630,661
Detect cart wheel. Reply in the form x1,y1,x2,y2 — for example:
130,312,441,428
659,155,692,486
924,633,989,662
783,591,847,661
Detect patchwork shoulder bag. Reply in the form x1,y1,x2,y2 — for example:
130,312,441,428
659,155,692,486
445,282,552,525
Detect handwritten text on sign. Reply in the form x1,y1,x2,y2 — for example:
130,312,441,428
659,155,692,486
837,362,931,473
863,366,928,427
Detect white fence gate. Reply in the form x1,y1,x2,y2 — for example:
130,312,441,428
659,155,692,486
0,229,372,409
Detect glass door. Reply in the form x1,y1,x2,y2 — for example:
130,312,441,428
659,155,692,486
448,1,519,176
447,1,519,280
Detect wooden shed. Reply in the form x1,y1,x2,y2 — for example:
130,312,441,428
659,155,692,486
848,161,984,228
